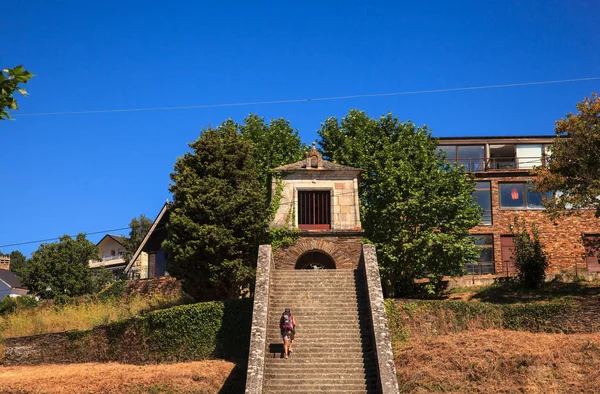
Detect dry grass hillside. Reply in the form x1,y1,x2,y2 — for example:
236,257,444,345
391,280,600,393
0,360,236,394
395,330,600,393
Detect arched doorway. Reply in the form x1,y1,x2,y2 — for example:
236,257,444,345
295,250,336,269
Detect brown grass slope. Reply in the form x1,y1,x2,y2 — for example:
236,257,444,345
0,360,235,394
395,329,600,394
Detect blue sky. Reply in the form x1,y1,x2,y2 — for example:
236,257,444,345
1,1,599,257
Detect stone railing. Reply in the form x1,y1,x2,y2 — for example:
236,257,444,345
245,245,273,393
361,244,400,394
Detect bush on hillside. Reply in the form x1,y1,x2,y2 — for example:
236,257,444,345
0,296,38,316
510,218,549,289
2,298,253,365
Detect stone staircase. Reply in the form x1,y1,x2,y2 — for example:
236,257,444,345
262,269,378,394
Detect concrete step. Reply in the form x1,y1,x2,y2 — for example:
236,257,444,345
264,390,375,394
264,383,376,392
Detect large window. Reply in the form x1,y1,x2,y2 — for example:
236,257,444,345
298,190,331,230
499,183,553,209
473,181,492,225
465,235,495,275
438,145,485,172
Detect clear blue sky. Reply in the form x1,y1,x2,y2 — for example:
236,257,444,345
1,1,599,257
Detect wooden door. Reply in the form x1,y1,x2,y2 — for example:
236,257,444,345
500,235,516,275
584,235,600,272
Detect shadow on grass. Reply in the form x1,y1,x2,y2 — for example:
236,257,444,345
218,362,247,394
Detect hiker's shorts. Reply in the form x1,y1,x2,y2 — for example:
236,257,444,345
281,329,295,342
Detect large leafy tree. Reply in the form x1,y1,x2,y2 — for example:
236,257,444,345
239,114,307,193
164,121,268,300
319,110,480,294
22,234,98,298
122,214,153,263
535,93,600,218
1,66,34,120
9,250,27,276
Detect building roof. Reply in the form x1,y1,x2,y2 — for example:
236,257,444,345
273,145,361,173
273,158,362,172
0,270,24,289
124,201,170,274
96,234,126,246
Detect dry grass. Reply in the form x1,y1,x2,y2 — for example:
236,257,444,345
0,295,184,340
395,329,600,393
0,360,235,394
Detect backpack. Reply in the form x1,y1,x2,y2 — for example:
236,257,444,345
280,311,294,331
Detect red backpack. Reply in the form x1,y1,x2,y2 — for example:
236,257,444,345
280,311,294,331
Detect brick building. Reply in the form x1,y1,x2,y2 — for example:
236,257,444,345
438,135,600,277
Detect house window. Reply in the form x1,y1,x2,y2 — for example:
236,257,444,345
473,181,492,225
465,235,495,275
298,190,331,230
499,183,553,209
438,145,485,172
110,249,116,256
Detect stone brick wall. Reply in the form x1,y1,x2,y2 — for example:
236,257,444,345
472,175,600,274
245,245,273,394
361,244,400,394
273,234,363,270
271,172,362,231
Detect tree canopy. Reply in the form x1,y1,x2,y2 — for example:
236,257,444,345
239,114,307,193
8,250,27,276
122,214,153,263
163,121,268,300
535,93,600,218
1,66,34,120
22,234,98,298
319,110,481,294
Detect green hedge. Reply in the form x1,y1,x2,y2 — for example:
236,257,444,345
6,298,254,365
385,299,579,342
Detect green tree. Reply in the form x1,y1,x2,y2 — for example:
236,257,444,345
22,234,98,298
1,66,34,120
9,250,27,275
535,93,600,218
509,218,549,289
239,114,307,194
319,110,481,295
164,121,268,300
122,214,153,263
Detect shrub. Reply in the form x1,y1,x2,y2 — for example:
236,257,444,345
0,297,18,316
2,298,253,365
97,280,127,302
0,296,38,316
509,218,549,289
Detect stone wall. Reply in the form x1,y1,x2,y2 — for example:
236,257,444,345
472,175,600,274
272,172,361,231
245,245,273,394
361,244,400,394
273,234,363,270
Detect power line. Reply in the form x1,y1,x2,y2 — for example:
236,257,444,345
0,227,129,249
14,76,600,117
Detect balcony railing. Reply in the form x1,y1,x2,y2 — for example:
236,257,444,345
445,157,546,172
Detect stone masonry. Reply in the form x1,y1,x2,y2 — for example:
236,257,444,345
273,234,363,270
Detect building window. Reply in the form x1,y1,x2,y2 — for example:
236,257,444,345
465,235,495,275
438,145,485,172
490,144,545,170
110,249,116,256
473,181,492,225
499,183,553,209
298,190,331,230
